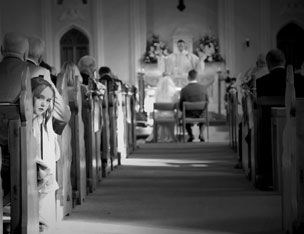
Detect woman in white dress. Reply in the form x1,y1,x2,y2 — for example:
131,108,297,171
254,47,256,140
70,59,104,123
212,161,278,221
147,75,179,142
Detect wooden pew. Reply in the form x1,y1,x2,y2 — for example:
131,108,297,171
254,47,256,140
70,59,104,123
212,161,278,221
281,65,304,234
108,88,118,170
116,80,128,162
55,74,73,219
227,87,238,152
92,93,103,182
126,86,137,155
81,83,101,193
0,69,39,233
0,147,2,234
67,79,86,205
240,90,255,179
270,107,285,192
101,84,111,177
252,96,284,189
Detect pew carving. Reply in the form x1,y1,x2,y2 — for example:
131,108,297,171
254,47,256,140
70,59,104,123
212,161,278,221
116,81,128,162
0,69,39,233
101,84,111,177
81,83,98,193
67,79,86,205
92,93,103,182
240,89,255,179
56,74,73,218
126,87,137,154
281,65,304,234
227,87,238,152
109,88,118,169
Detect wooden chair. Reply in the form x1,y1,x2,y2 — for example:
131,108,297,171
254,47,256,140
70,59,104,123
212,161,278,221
182,101,209,142
152,102,178,142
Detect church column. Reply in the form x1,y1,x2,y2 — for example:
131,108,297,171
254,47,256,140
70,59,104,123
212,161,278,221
93,0,105,68
129,0,147,85
218,0,236,75
41,0,54,66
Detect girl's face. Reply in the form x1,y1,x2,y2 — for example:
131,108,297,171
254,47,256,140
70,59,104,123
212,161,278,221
33,86,54,116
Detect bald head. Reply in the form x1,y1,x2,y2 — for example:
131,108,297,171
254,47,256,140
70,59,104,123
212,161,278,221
266,49,286,71
1,32,29,60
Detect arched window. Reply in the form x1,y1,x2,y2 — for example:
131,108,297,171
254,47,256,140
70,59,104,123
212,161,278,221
277,23,304,69
60,28,89,66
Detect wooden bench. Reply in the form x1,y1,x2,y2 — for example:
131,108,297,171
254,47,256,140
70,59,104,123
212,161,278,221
126,86,137,155
101,84,111,177
67,78,86,206
227,87,239,152
281,65,304,234
0,69,39,233
252,96,285,189
115,80,127,163
55,74,73,218
240,90,255,178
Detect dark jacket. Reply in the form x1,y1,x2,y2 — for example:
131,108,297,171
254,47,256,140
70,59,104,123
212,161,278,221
256,67,286,97
179,82,209,117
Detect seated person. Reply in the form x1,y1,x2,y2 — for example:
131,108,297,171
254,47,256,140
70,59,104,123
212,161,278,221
179,69,209,142
256,49,286,97
146,75,179,142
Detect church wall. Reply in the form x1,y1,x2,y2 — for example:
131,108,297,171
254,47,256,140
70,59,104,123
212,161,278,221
102,0,131,83
146,0,218,52
271,0,304,43
1,0,42,37
233,0,262,78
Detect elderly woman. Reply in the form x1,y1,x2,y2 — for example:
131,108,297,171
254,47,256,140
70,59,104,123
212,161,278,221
78,55,97,85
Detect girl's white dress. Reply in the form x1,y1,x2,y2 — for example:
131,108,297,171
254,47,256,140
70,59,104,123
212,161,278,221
33,115,60,231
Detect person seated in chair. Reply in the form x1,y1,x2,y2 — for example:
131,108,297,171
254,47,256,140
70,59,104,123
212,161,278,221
179,69,208,142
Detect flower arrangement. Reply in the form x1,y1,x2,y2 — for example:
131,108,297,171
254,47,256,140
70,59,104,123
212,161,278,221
196,34,223,62
143,34,171,64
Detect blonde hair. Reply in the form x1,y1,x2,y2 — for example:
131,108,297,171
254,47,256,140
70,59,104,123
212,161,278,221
31,77,55,131
61,61,82,86
155,76,177,103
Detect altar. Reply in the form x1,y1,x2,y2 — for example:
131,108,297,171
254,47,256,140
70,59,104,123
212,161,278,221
141,61,227,115
138,28,227,124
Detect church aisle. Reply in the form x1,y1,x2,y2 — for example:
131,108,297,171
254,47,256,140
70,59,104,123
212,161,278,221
54,143,282,234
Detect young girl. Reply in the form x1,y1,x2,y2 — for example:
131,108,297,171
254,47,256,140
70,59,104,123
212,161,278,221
31,77,61,233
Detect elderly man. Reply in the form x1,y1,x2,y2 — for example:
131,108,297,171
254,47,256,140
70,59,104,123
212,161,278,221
179,69,209,142
256,49,286,97
27,36,70,135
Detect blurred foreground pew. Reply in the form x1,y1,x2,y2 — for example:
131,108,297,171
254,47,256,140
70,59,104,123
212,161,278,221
0,69,39,233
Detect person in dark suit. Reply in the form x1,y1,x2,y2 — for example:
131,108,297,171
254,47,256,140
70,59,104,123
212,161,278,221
256,49,286,97
179,69,209,142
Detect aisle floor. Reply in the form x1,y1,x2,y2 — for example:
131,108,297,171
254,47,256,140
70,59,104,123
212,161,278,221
54,142,283,234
